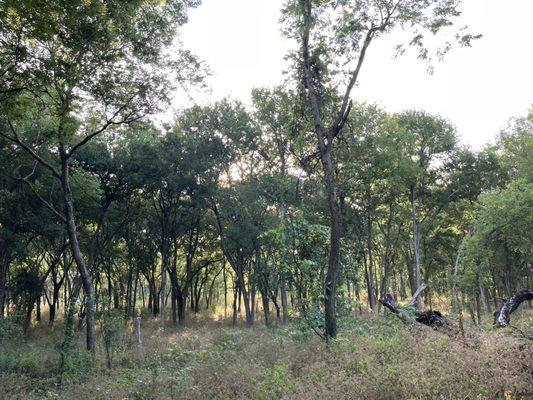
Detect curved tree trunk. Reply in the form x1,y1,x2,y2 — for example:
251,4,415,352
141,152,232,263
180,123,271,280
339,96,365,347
494,288,533,327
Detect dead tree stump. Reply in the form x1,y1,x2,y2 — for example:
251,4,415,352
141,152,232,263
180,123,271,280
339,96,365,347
494,288,533,328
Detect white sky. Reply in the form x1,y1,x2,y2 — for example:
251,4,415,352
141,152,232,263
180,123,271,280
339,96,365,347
168,0,533,149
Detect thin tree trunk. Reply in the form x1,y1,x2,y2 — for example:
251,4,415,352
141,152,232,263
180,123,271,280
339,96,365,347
60,144,95,353
411,185,422,308
299,0,373,338
0,239,9,319
232,280,238,325
237,268,253,326
160,237,169,330
479,283,490,315
451,235,467,317
279,270,288,325
223,264,228,319
366,213,376,311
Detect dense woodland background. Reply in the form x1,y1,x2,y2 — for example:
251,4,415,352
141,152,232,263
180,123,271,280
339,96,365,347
0,1,531,399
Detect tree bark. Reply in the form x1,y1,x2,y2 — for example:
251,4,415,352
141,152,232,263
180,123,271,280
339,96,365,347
410,185,422,308
159,228,169,330
494,289,533,327
366,213,376,311
60,144,96,353
479,283,490,315
0,239,9,319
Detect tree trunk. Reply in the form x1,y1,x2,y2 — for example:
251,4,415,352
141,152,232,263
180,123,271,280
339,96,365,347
237,268,253,326
169,264,179,326
49,301,56,325
159,236,169,330
479,283,490,315
223,265,228,319
261,289,270,327
279,271,288,324
494,289,533,327
405,251,416,297
366,213,376,311
451,235,467,317
0,239,10,319
124,256,134,321
170,284,177,325
60,144,96,353
410,185,422,308
379,254,394,306
132,272,138,315
232,280,238,325
321,147,342,338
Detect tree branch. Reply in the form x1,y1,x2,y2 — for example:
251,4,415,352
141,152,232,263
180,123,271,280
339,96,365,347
68,100,143,157
14,177,66,223
0,119,61,179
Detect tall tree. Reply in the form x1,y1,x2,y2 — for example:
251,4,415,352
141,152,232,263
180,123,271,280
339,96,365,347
282,0,477,338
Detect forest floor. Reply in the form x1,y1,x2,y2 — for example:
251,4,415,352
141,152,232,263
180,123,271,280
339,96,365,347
0,309,532,400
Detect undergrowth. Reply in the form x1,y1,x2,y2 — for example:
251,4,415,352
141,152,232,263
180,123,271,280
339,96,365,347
0,309,531,400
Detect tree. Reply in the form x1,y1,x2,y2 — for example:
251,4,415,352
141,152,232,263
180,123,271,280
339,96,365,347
462,179,532,301
396,110,457,305
0,0,201,352
282,0,477,337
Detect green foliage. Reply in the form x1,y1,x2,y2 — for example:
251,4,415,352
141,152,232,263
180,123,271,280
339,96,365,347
0,317,23,342
281,0,479,89
461,179,533,294
0,345,45,376
56,285,94,384
256,361,291,400
12,269,43,303
98,300,126,369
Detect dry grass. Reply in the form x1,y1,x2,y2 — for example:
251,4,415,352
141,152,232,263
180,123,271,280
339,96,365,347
0,309,532,400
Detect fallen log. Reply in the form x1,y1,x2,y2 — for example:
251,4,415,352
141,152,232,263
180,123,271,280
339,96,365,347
380,292,484,347
379,293,449,328
494,288,533,328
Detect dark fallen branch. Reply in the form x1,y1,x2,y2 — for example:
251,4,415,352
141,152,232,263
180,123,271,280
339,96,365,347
379,293,449,328
379,294,403,315
414,310,447,327
494,288,533,328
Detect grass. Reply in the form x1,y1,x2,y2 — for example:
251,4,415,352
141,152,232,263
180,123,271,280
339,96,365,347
0,309,532,400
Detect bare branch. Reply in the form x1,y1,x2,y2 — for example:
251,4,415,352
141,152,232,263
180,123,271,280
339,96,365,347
330,28,375,139
68,100,141,157
14,177,66,223
0,119,61,179
408,283,428,307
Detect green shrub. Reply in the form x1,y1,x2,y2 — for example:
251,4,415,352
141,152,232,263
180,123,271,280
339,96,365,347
0,346,48,376
100,309,125,369
256,361,291,400
57,349,93,384
0,317,23,342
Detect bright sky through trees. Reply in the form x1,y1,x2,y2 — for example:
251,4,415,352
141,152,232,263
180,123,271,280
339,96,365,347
169,0,533,149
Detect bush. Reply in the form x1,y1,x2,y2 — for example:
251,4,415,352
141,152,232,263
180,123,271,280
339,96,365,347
0,317,23,342
100,309,125,369
57,350,93,384
0,346,48,377
256,361,291,400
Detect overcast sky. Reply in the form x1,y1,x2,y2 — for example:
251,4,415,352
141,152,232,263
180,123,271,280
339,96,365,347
168,0,533,149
